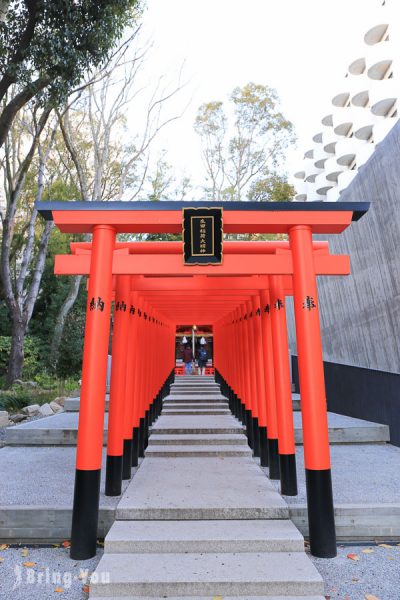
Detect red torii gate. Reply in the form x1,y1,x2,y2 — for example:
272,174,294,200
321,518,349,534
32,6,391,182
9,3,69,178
37,200,369,562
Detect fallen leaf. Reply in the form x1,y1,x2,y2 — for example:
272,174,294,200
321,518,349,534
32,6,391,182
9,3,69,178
82,585,90,593
362,548,374,554
61,540,70,548
347,553,359,561
387,556,395,560
21,548,29,557
0,557,4,563
22,561,36,567
378,543,393,549
54,587,64,593
365,595,380,600
352,577,359,582
0,544,8,551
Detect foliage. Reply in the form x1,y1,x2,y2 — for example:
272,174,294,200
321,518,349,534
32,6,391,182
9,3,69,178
0,335,41,379
194,82,295,201
0,385,53,412
0,1,143,112
0,376,80,412
55,301,86,380
28,227,87,376
247,175,295,202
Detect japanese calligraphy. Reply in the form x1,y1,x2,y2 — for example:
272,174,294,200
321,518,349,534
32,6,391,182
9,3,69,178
303,296,317,310
89,297,104,312
115,300,126,312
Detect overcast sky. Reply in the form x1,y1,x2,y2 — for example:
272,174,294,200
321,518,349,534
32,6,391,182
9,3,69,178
131,0,385,195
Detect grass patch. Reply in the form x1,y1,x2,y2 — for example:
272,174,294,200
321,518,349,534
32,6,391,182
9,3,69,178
0,376,80,414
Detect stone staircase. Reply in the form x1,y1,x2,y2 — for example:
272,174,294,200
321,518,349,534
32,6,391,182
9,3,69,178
6,378,389,446
89,376,325,599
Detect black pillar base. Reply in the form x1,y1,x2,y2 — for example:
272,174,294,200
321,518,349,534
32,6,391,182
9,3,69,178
122,439,132,480
240,401,246,425
105,455,123,496
252,417,260,457
70,469,101,560
245,410,254,448
131,426,139,467
144,410,150,449
279,453,298,496
138,417,145,458
306,468,337,558
259,426,269,467
267,438,280,480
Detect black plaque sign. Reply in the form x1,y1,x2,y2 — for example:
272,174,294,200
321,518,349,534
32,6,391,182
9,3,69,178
183,207,223,265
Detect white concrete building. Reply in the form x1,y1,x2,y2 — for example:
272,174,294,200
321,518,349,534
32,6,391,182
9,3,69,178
293,0,399,202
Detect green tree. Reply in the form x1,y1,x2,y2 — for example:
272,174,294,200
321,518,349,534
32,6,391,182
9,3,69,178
247,174,295,202
194,82,295,202
0,0,143,148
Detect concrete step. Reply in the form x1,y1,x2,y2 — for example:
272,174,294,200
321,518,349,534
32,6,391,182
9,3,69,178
5,411,389,446
65,395,109,412
105,519,305,553
148,433,248,446
163,402,229,408
144,444,252,457
116,457,288,520
171,386,220,391
151,415,245,435
90,551,324,597
171,382,219,386
170,386,221,396
2,444,400,542
172,381,219,386
164,394,227,402
65,397,231,413
173,374,214,385
162,408,231,415
90,596,326,600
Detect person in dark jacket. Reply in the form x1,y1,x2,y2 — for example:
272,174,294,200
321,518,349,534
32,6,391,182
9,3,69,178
182,345,194,375
197,345,208,376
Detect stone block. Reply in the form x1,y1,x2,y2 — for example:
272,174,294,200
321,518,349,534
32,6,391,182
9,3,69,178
21,404,40,416
0,411,9,426
39,403,54,417
53,396,65,407
9,413,27,423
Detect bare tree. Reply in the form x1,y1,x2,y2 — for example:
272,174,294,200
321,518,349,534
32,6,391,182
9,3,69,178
194,101,226,201
0,102,58,384
50,36,187,363
194,83,295,202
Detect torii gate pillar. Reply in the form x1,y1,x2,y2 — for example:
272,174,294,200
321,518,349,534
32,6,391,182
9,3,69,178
70,225,116,560
290,224,336,558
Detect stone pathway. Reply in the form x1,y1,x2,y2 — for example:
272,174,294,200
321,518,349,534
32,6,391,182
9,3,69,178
89,377,325,599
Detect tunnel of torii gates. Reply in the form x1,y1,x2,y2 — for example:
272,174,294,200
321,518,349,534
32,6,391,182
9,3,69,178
37,200,369,561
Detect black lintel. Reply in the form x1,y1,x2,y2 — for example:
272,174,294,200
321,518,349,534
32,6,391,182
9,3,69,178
35,200,370,222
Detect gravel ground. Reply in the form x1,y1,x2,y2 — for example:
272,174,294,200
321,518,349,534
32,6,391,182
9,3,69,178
0,446,132,507
0,544,102,599
264,443,400,504
310,542,400,600
0,542,399,599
